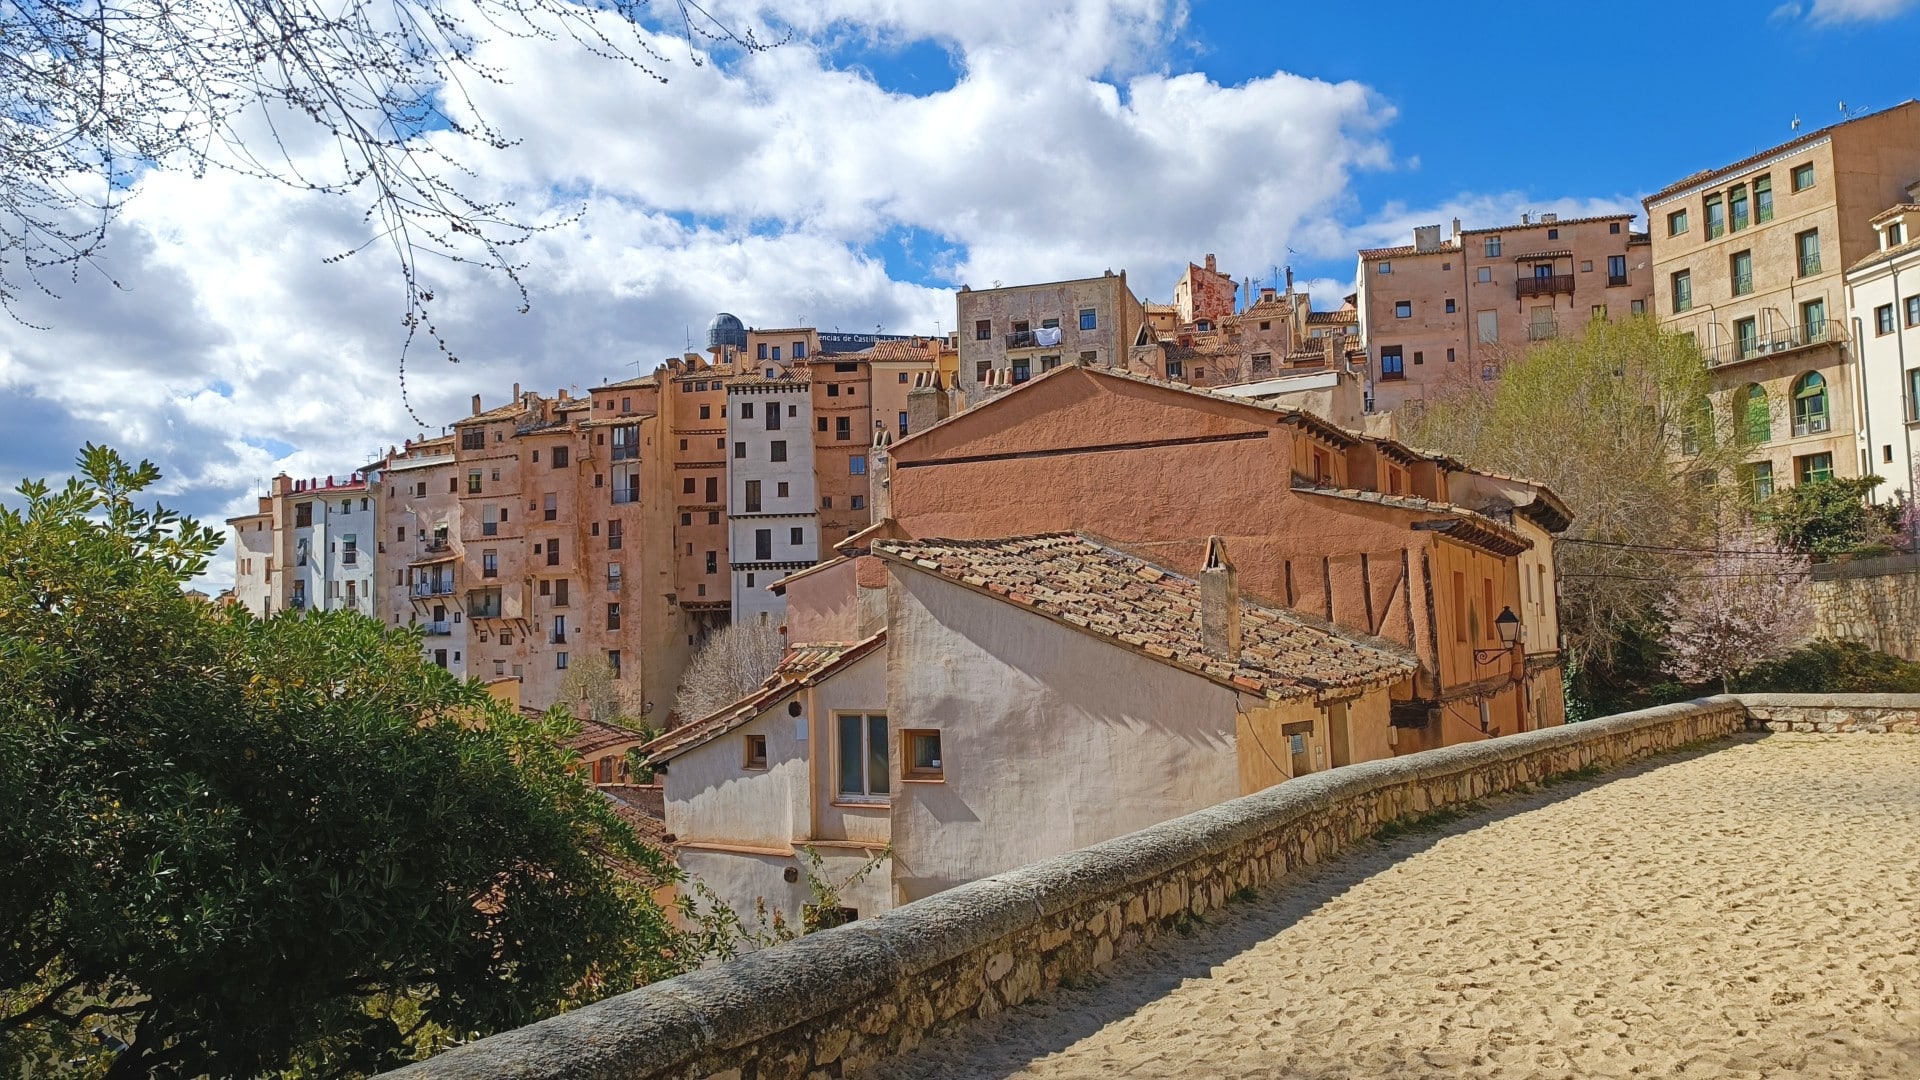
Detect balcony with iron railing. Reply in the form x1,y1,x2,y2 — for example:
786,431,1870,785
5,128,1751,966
1731,273,1753,296
1528,321,1559,341
1515,275,1575,300
1800,253,1822,276
466,593,502,618
412,579,456,598
1792,410,1832,438
1706,321,1838,367
1607,274,1630,287
425,620,452,636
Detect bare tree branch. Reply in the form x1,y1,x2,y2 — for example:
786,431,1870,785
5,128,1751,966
0,0,782,418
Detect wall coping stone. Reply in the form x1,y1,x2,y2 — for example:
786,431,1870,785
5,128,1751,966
1737,693,1920,709
383,694,1909,1080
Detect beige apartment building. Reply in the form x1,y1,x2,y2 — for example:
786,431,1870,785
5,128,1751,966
1645,100,1920,499
373,434,466,673
955,271,1142,402
234,311,939,723
1357,214,1654,413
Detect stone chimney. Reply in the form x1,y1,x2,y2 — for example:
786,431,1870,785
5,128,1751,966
471,394,483,415
1413,225,1442,253
1451,217,1462,238
1204,253,1217,274
906,370,950,435
1199,536,1241,662
1541,212,1558,224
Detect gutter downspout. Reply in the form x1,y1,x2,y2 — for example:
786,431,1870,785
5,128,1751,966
1852,312,1874,483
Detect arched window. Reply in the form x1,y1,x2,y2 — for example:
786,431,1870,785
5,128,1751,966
1743,384,1771,444
1792,372,1829,437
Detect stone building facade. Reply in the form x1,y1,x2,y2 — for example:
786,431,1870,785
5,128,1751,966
373,434,466,674
1645,99,1920,500
1357,214,1654,413
955,271,1142,403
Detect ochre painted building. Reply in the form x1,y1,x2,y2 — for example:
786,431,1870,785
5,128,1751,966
1357,214,1654,413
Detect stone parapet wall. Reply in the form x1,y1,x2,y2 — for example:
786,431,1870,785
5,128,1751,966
1740,694,1920,733
384,696,1916,1080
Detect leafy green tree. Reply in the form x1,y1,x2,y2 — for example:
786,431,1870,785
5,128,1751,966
1406,317,1747,700
1761,475,1903,558
0,447,688,1078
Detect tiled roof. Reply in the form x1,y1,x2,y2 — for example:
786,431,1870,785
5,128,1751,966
566,716,652,756
600,784,671,852
1458,213,1634,235
1847,234,1920,274
1871,203,1920,225
1305,310,1358,323
456,400,531,425
870,534,1417,701
1644,102,1917,203
1291,483,1533,556
641,632,886,762
594,374,660,391
1358,239,1461,261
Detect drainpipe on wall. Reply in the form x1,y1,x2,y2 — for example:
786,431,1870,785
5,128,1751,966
1852,311,1875,484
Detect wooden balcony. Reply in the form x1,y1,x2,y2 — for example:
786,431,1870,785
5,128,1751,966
1515,275,1574,300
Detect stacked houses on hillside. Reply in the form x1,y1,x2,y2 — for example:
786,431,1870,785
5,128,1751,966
227,100,1920,921
644,363,1572,924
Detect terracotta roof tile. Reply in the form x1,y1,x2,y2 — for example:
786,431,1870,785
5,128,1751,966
1291,483,1534,556
1847,233,1920,274
566,716,652,756
600,784,671,852
642,632,886,762
871,534,1417,700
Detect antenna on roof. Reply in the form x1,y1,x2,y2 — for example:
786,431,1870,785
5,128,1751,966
1791,114,1801,131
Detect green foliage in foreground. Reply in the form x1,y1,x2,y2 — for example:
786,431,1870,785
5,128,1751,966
0,447,688,1079
1761,476,1905,558
1733,639,1920,695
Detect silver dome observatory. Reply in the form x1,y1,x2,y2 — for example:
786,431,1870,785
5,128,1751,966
707,312,748,351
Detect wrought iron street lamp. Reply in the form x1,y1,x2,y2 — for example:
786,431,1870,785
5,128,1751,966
1473,607,1522,665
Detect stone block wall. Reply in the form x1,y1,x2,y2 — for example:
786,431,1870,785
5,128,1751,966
1739,693,1920,733
384,695,1920,1080
1810,556,1920,661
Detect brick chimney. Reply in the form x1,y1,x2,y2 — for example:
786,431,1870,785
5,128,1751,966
471,394,483,415
1199,536,1240,662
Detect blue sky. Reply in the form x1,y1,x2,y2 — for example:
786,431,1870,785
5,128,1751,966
1,0,1916,586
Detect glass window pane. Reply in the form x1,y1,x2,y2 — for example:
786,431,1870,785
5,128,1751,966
868,714,890,795
838,714,863,795
912,732,941,771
